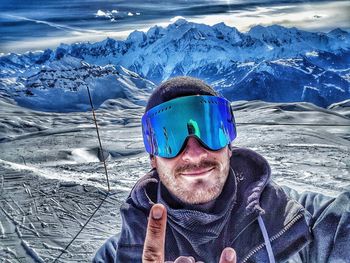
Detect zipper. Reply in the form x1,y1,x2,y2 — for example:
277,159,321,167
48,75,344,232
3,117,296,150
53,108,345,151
240,213,304,263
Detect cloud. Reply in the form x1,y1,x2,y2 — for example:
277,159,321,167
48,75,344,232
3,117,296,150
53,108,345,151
96,10,109,18
0,29,135,54
170,16,186,22
3,14,100,34
95,9,140,21
179,1,350,32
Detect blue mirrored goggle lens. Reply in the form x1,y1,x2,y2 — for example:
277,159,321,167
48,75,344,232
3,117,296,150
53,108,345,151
142,95,237,158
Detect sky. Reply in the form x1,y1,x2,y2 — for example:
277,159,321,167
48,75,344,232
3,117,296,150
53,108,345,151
0,0,349,54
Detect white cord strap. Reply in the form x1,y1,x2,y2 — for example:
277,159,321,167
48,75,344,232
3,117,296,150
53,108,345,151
258,215,276,263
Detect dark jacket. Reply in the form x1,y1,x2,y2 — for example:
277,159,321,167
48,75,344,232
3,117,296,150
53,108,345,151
93,148,350,263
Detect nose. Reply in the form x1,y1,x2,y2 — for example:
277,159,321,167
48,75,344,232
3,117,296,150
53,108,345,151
181,137,208,162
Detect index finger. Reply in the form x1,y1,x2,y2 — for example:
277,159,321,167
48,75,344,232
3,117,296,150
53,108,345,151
142,204,167,263
219,247,236,263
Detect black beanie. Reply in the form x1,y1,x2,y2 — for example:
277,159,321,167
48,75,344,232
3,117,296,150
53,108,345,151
145,76,218,112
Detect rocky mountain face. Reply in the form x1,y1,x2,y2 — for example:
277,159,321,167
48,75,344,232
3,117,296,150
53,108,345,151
1,19,349,110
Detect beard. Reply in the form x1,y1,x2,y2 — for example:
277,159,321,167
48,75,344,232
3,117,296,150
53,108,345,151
159,159,230,204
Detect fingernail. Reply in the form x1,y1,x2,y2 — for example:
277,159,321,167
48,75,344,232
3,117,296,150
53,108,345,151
225,249,235,262
152,205,163,219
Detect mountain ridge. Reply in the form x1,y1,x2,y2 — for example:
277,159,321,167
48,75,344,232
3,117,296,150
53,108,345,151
0,19,349,110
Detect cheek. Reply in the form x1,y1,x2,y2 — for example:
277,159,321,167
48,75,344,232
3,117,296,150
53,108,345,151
214,148,231,162
156,159,176,175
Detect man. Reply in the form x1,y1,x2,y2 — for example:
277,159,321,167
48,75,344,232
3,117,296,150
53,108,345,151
94,77,350,263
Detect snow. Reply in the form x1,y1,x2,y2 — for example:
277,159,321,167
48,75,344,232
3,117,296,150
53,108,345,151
21,240,46,263
238,62,255,67
306,51,319,57
1,58,154,112
324,83,345,92
70,148,101,163
0,220,5,238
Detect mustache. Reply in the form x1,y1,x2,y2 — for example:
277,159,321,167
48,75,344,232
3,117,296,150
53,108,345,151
175,160,219,174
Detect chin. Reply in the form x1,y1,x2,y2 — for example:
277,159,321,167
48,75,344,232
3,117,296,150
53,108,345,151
181,185,221,204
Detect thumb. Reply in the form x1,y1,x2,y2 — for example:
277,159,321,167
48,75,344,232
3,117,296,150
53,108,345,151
142,204,167,263
219,247,236,263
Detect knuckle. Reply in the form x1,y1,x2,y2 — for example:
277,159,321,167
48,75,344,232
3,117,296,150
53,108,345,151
143,247,162,262
147,222,164,237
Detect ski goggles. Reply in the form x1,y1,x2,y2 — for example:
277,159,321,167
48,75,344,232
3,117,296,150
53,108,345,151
141,95,237,158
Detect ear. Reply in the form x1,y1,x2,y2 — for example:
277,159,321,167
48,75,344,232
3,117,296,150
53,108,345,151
150,155,157,168
228,143,233,158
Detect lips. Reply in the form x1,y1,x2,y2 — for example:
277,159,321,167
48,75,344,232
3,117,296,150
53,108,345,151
180,167,215,177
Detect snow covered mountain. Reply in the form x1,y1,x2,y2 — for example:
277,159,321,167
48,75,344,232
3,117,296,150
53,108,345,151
1,19,349,110
0,56,154,112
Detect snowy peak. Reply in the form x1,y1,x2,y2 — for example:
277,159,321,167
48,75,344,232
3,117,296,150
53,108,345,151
328,28,349,38
327,28,350,47
213,22,242,43
248,24,303,39
248,24,327,48
56,37,125,61
126,31,147,46
146,25,166,44
164,19,213,41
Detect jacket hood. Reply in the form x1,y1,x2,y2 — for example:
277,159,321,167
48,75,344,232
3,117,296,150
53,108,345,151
230,147,271,215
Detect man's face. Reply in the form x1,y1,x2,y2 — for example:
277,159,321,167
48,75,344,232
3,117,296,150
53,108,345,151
151,137,232,204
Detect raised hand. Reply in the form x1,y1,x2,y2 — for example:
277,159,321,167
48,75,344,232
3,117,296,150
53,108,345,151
142,204,236,263
143,203,167,262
